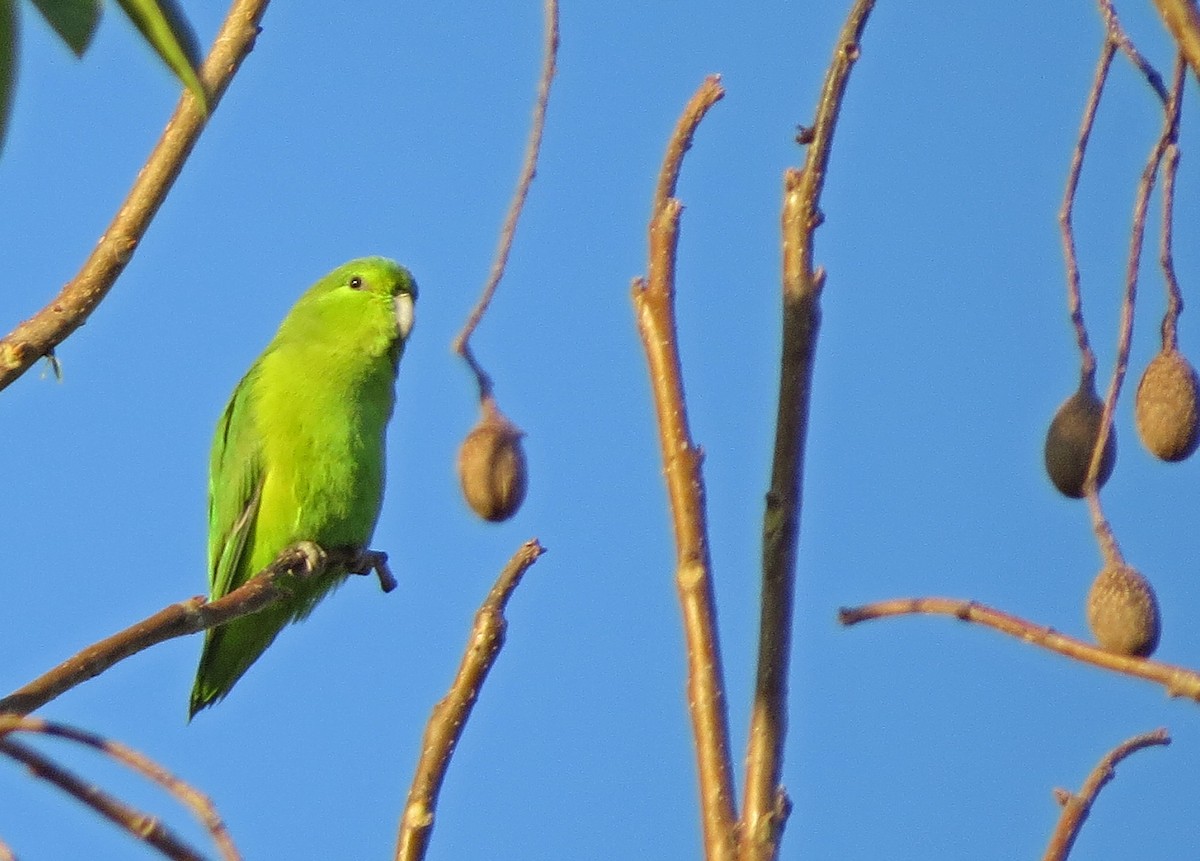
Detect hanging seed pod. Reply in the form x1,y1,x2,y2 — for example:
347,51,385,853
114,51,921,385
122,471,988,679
457,402,528,522
1134,348,1200,462
1044,380,1116,498
1086,563,1160,657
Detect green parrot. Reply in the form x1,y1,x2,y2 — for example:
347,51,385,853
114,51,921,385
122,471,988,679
189,257,418,717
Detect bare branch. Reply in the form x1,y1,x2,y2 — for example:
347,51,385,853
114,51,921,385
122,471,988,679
1083,25,1183,552
1098,0,1170,102
782,0,874,295
1156,56,1187,352
453,0,559,403
1059,1,1170,406
1041,728,1170,861
0,716,241,861
0,737,205,861
839,598,1200,700
651,77,723,215
631,74,736,861
1057,40,1114,389
0,543,380,716
739,5,874,860
0,0,272,392
394,539,545,861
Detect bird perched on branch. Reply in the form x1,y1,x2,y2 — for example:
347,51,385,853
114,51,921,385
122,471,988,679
189,257,418,717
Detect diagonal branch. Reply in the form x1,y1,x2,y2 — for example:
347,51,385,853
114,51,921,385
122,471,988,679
1041,728,1170,861
0,716,240,860
0,0,272,392
0,737,207,861
839,598,1200,700
393,539,545,861
631,74,735,861
0,543,382,716
1098,0,1169,103
739,4,874,860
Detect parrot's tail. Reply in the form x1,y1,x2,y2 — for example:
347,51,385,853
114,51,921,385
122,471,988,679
188,607,289,719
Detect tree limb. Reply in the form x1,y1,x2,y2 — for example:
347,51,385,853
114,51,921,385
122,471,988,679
1041,728,1170,861
0,0,272,392
0,543,382,716
393,539,545,861
739,4,874,859
839,598,1200,700
0,715,241,861
631,74,736,861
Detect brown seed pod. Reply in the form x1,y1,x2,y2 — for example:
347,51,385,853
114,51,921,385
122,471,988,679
1085,563,1160,657
1043,381,1116,498
457,405,528,522
1134,348,1200,462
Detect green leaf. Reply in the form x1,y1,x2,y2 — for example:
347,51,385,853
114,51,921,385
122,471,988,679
31,0,100,57
0,0,16,156
113,0,207,112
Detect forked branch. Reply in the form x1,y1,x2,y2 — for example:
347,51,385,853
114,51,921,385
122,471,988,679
1041,728,1170,861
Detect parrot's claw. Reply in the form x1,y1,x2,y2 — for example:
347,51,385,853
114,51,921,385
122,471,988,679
292,541,327,576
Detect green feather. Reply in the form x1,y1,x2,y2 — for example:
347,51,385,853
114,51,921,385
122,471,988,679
189,257,418,717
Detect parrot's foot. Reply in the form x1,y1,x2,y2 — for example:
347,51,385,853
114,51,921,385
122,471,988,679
291,540,328,576
349,549,397,593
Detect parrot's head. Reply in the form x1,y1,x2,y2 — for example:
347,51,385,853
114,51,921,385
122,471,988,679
284,256,419,358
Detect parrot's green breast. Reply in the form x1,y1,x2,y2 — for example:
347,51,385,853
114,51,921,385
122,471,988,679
256,336,394,548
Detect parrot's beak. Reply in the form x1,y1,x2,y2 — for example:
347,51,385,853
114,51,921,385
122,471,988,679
394,293,415,340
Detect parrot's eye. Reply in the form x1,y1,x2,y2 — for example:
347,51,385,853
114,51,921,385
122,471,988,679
349,276,364,290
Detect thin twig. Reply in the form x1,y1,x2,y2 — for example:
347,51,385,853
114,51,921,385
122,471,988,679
0,543,380,715
1041,728,1170,861
783,0,875,292
631,75,735,861
0,716,241,860
1151,0,1200,84
1157,56,1187,351
393,539,545,861
839,598,1200,700
1058,40,1114,389
0,0,272,392
1061,3,1174,400
1083,29,1182,548
1098,0,1170,103
739,5,874,860
452,0,559,403
0,738,205,861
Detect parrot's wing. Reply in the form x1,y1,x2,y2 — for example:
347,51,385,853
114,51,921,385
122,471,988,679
207,369,266,599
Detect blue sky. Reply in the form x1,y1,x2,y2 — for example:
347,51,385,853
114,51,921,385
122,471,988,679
2,2,1200,858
